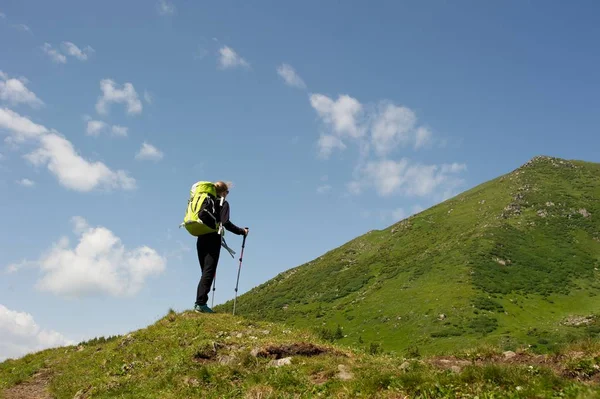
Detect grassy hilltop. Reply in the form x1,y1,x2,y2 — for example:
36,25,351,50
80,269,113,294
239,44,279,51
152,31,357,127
217,156,600,356
3,311,600,398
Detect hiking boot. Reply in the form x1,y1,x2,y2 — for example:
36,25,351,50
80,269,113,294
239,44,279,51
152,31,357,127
194,304,214,313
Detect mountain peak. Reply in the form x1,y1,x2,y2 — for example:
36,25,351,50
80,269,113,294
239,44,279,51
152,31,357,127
519,155,577,170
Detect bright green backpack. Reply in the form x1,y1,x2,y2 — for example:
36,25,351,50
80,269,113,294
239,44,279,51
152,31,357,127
180,181,221,236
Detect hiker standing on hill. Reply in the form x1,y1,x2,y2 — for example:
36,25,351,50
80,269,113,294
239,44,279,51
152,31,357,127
195,181,248,313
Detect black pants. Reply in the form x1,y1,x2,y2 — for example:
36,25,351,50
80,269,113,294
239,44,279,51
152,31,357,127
196,233,221,306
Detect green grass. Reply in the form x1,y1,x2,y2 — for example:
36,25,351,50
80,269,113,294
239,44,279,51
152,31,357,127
3,310,600,398
215,156,600,356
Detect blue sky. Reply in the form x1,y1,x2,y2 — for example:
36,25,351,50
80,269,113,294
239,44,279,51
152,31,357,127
1,0,599,360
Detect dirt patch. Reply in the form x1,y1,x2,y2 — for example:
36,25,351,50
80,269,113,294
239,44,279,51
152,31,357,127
3,369,52,399
310,371,331,385
193,350,216,362
192,342,223,363
254,342,331,359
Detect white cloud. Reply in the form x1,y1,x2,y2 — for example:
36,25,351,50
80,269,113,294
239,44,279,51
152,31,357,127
370,103,416,156
347,181,362,195
86,120,106,136
441,162,467,174
42,43,67,64
157,0,176,15
195,45,209,60
415,126,432,149
86,120,128,138
135,142,163,161
71,216,89,235
309,92,465,201
164,240,192,261
6,263,22,273
111,125,128,137
61,41,94,61
143,90,153,104
17,178,34,187
0,304,74,361
0,72,44,108
218,46,249,69
316,184,331,194
13,24,31,34
317,134,346,159
0,107,48,142
11,217,166,298
1,108,136,191
277,63,306,89
351,158,467,198
362,159,409,196
0,12,6,19
25,133,136,191
310,94,364,140
310,93,444,158
42,42,94,63
5,259,39,274
96,79,143,116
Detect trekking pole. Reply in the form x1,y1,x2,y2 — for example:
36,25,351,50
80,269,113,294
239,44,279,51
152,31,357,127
211,273,216,308
232,233,247,316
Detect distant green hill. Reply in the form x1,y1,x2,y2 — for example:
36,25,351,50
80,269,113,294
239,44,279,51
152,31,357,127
216,156,600,356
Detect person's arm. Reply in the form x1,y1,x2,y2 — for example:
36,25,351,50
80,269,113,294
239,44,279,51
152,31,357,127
220,201,246,235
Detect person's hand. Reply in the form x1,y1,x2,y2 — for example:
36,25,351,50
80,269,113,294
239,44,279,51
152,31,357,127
243,228,249,236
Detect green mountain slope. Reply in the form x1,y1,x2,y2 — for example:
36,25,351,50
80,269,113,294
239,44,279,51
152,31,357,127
216,156,600,355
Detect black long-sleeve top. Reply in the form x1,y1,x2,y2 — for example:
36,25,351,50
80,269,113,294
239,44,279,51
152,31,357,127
218,199,245,235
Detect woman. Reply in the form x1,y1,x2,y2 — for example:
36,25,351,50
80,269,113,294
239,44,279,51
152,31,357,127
194,181,248,313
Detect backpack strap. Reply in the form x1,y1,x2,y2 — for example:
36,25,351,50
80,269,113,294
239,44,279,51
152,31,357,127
221,236,236,258
217,196,225,235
